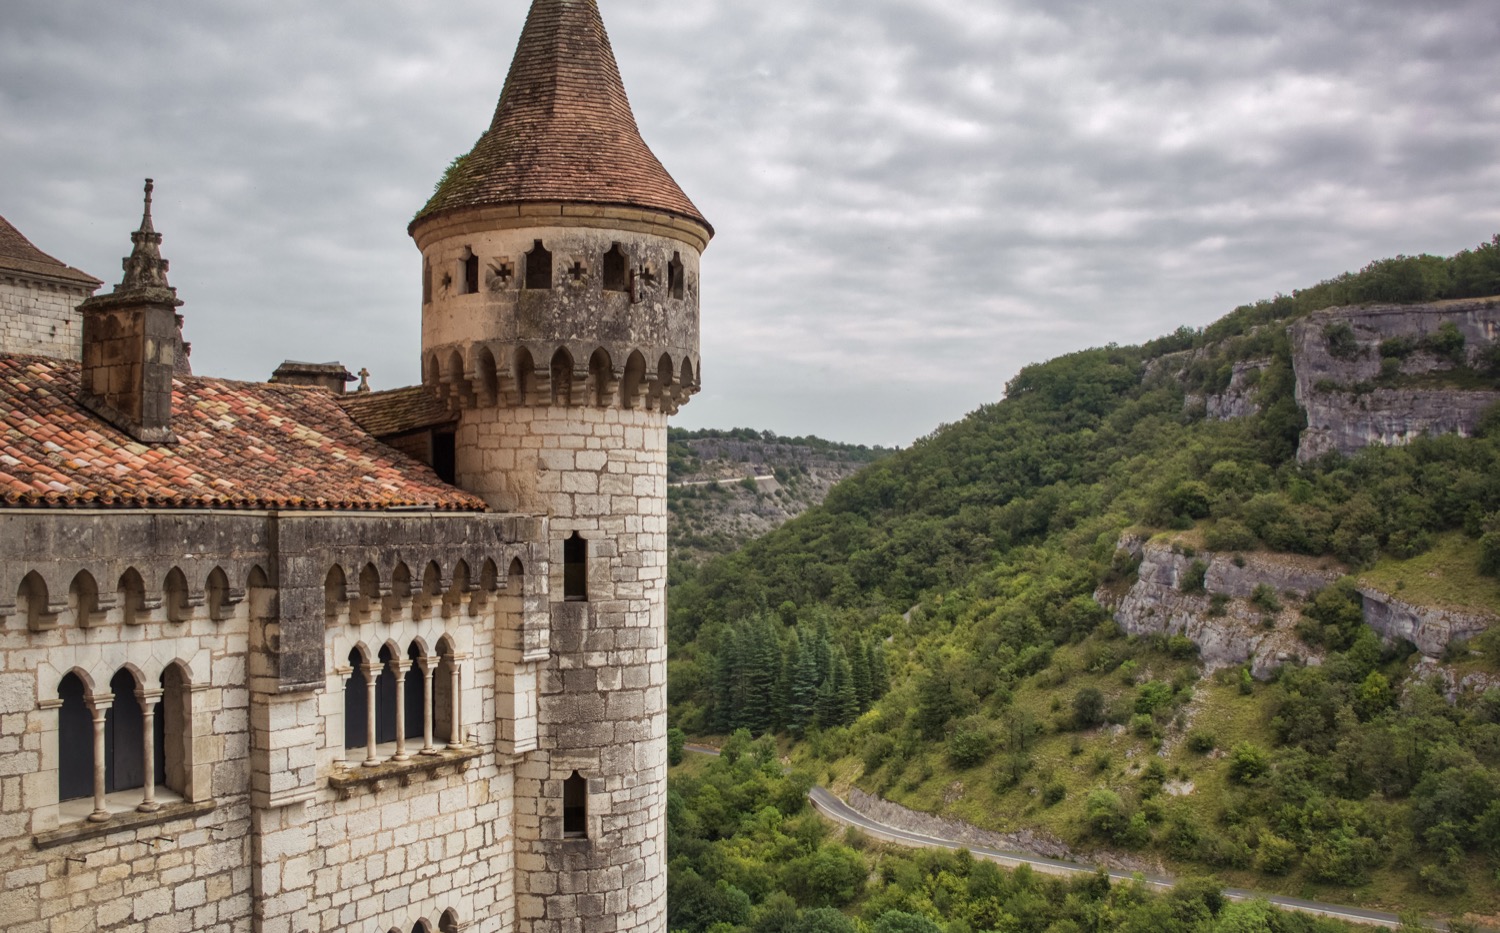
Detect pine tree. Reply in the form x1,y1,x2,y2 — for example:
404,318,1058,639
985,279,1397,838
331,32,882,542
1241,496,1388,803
788,636,820,734
850,637,872,710
740,617,778,735
833,648,858,726
812,618,832,685
867,639,889,699
712,634,737,734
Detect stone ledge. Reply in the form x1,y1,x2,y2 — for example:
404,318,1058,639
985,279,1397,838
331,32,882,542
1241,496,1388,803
328,746,484,794
33,799,217,850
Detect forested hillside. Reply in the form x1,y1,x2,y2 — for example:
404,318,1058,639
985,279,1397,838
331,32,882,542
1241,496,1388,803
666,235,1500,924
667,427,892,564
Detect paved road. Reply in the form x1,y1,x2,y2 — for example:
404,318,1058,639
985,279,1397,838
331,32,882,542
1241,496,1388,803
683,744,1465,931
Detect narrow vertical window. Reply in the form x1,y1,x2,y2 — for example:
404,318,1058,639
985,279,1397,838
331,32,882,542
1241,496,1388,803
423,259,433,304
563,532,587,602
603,244,628,292
525,240,552,290
376,645,398,745
345,649,369,753
668,252,685,300
563,771,587,838
105,670,144,793
58,673,93,802
405,643,426,742
464,250,480,295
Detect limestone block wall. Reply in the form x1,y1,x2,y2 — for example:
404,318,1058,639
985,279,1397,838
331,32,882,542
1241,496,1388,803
0,512,263,933
456,404,670,933
0,274,93,361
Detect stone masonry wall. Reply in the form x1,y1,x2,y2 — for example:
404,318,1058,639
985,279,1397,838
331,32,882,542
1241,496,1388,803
457,404,670,933
0,274,91,361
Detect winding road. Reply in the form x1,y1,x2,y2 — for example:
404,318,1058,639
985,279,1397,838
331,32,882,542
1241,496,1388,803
683,744,1468,931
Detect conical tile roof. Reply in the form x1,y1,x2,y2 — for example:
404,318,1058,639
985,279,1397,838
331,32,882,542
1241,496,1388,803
412,0,710,235
0,214,100,287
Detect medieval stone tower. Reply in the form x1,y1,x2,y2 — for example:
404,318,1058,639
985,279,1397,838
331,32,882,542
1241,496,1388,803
409,2,711,932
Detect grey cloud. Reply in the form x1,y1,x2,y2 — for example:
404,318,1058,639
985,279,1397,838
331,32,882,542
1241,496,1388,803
2,0,1497,446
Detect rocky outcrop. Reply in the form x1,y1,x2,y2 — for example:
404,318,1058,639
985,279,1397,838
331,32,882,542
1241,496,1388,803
1357,585,1493,659
1103,539,1336,678
1105,536,1499,674
1290,298,1500,461
1186,359,1270,421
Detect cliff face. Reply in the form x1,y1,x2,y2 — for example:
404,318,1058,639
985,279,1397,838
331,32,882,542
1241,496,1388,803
1289,298,1500,461
1103,536,1498,677
1102,537,1335,677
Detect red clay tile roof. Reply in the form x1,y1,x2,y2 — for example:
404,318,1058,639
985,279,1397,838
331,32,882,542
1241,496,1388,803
338,385,456,439
412,0,711,235
0,215,102,288
0,355,485,512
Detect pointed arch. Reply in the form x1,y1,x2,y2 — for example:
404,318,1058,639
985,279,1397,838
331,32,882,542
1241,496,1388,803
524,239,552,290
163,567,190,623
603,243,628,292
424,353,441,388
515,347,536,404
564,770,588,838
158,661,193,797
345,646,370,754
433,636,457,745
621,350,646,409
550,347,574,406
205,567,231,622
439,910,461,933
657,353,676,389
324,565,347,625
405,640,428,745
68,570,100,628
57,671,93,802
667,251,685,299
376,643,400,745
446,349,466,387
589,348,613,406
680,357,695,390
118,568,147,626
450,560,471,615
106,669,145,793
476,345,499,401
19,570,53,631
357,563,382,624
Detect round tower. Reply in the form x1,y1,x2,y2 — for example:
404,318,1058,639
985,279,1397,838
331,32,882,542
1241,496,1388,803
409,4,710,933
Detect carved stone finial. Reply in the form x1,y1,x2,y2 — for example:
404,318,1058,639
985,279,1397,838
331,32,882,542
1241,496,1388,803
119,177,175,293
357,368,371,393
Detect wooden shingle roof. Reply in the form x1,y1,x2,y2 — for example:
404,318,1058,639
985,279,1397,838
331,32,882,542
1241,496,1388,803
412,0,710,235
0,354,484,512
338,385,456,439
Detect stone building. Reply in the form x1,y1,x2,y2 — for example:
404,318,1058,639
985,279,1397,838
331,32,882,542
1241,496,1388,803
0,1,708,931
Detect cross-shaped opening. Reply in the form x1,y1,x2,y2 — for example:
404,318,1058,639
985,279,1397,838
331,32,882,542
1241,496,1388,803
490,261,514,291
568,260,586,283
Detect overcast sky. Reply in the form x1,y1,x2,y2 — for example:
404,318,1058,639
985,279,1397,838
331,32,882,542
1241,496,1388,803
2,1,1497,447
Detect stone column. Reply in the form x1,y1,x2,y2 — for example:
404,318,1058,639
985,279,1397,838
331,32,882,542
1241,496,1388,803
137,687,163,812
86,694,112,822
448,653,468,749
393,659,412,762
419,657,436,755
362,662,382,766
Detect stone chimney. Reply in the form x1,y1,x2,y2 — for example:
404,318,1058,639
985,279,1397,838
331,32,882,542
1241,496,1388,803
269,360,356,393
77,179,185,444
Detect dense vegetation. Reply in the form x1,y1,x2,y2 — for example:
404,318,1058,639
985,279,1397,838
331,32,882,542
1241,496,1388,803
669,737,1391,933
667,235,1500,918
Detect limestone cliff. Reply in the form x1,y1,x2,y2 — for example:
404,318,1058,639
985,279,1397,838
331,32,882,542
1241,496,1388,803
1289,297,1500,461
1101,535,1498,677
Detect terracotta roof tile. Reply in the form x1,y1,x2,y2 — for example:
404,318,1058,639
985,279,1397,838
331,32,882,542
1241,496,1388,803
412,0,710,235
0,354,485,512
338,385,456,439
0,214,102,287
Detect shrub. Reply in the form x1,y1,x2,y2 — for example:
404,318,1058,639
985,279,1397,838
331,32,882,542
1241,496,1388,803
1085,788,1129,839
1167,635,1199,659
1186,730,1216,754
1131,714,1157,738
1324,322,1359,360
1072,687,1105,730
1205,519,1258,552
1227,743,1269,785
1481,531,1500,577
1182,560,1208,594
1042,782,1066,806
1254,834,1298,875
1208,594,1230,617
668,727,687,766
1421,322,1466,363
1135,680,1174,715
1250,583,1281,614
947,728,993,768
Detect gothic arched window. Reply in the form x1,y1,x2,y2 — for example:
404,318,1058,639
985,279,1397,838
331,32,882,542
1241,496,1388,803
525,240,552,290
